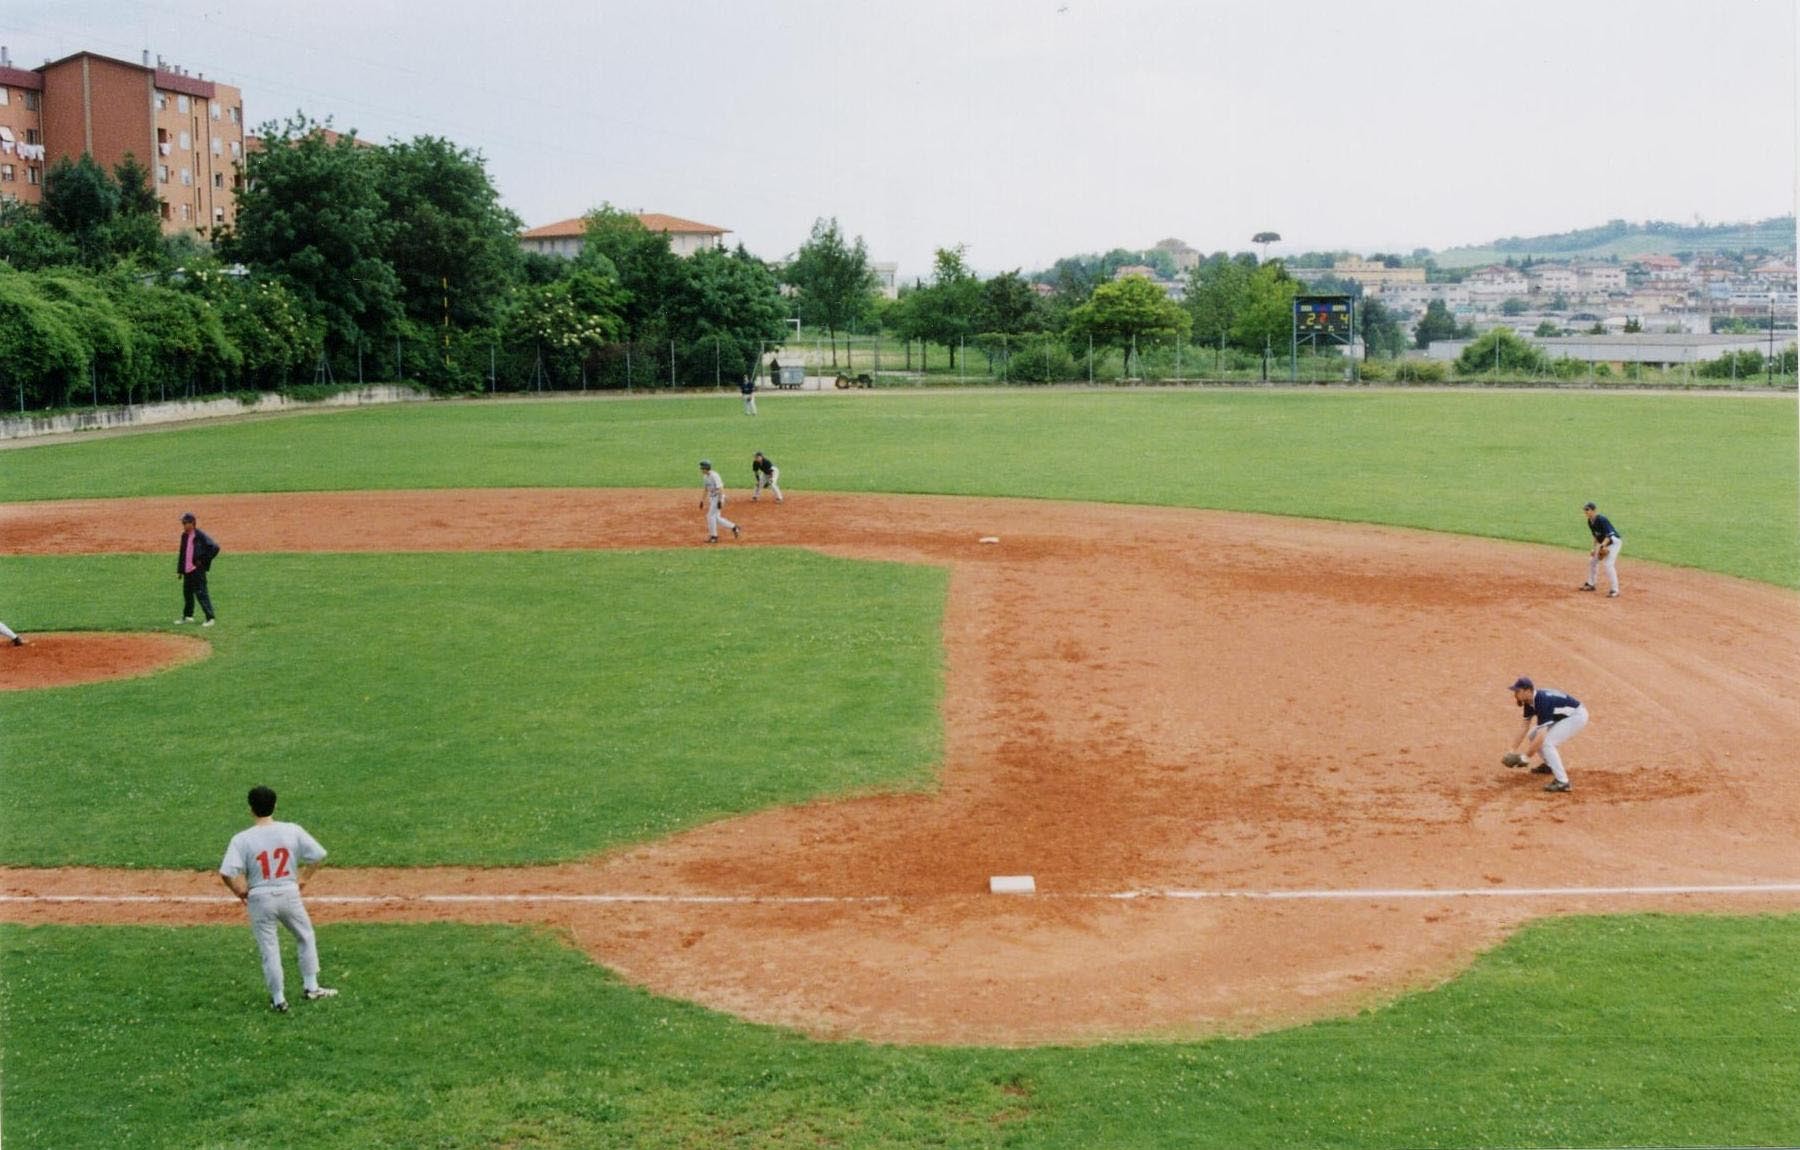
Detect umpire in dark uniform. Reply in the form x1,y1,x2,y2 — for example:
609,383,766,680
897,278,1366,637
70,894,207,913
177,512,221,627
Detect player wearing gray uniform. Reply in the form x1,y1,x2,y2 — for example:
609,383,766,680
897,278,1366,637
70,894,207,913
751,452,783,503
1579,502,1623,597
1504,677,1587,793
219,785,338,1011
698,460,740,543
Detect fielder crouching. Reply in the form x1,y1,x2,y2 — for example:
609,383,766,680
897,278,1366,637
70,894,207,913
1502,676,1587,793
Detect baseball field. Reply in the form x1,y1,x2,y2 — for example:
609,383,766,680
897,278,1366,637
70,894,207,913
2,388,1798,1148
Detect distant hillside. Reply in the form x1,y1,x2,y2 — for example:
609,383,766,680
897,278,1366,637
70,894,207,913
1428,216,1795,269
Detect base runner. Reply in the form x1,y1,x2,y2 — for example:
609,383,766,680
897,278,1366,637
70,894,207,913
219,785,338,1012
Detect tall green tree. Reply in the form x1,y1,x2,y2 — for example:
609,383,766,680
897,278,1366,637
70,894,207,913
224,116,400,354
979,270,1041,335
897,247,983,369
40,155,121,268
1185,254,1253,347
785,217,876,365
577,205,678,338
670,245,788,380
0,201,80,270
1228,262,1299,355
1414,299,1460,348
1066,274,1191,376
374,136,522,330
1358,296,1406,360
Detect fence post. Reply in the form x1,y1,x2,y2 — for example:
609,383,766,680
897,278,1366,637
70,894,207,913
715,336,721,390
670,339,676,388
1088,335,1093,383
357,342,364,386
489,344,496,393
396,336,403,382
959,336,964,385
91,358,98,408
626,342,633,393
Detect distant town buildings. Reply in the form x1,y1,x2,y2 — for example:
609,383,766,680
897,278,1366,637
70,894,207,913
519,213,729,259
0,46,245,233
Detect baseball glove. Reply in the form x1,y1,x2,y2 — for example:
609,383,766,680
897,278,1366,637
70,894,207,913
1501,752,1528,768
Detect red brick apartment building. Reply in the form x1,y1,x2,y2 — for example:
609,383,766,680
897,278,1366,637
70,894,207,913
0,46,245,234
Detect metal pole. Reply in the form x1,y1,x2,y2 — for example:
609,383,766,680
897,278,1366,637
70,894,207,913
1088,334,1093,383
670,339,676,388
396,336,403,382
626,342,632,393
715,336,721,390
959,336,964,385
357,342,363,386
1131,333,1137,381
1768,296,1776,386
489,344,496,393
92,359,98,408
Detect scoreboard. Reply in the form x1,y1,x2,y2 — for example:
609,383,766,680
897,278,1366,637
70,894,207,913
1294,295,1354,340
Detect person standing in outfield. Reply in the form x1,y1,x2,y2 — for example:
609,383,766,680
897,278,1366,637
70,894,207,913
176,512,220,627
0,620,23,646
699,460,741,543
740,373,758,415
1579,501,1623,597
767,354,782,390
1502,676,1587,793
219,785,338,1012
751,452,783,503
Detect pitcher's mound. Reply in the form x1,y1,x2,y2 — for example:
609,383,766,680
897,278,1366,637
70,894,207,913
0,632,210,690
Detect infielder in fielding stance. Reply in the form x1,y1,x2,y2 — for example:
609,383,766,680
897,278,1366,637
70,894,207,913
1502,676,1587,793
1579,501,1623,597
751,451,783,502
698,460,740,542
219,785,338,1011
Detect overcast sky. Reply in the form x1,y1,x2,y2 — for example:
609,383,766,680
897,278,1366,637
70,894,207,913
7,0,1797,277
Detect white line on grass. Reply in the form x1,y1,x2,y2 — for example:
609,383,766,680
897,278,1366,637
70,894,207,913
6,882,1800,907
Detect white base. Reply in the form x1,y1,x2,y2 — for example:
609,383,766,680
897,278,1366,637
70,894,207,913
978,536,1000,544
989,874,1036,895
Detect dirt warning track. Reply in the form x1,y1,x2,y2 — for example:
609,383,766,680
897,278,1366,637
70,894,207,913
4,489,1799,1044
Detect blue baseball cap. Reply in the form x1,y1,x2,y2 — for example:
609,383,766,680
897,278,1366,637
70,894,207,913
1582,501,1596,510
1509,677,1534,691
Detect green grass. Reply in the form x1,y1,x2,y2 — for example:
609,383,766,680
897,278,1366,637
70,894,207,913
3,390,1796,585
3,915,1797,1148
0,550,944,867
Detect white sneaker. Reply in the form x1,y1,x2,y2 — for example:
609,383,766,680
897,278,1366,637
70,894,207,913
175,617,193,625
303,986,338,1001
202,619,216,627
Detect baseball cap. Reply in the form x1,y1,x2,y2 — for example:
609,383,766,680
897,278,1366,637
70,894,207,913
1582,502,1596,510
180,512,196,523
699,459,712,470
1509,676,1534,691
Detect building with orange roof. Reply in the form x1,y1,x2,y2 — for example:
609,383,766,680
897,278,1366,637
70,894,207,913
520,213,729,259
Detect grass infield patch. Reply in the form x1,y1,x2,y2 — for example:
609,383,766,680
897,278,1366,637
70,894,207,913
2,914,1797,1148
0,549,944,868
2,390,1793,586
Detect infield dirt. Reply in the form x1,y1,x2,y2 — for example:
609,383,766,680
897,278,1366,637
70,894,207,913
4,490,1799,1044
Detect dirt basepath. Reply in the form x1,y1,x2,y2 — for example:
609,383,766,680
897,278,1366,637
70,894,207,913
5,490,1799,1044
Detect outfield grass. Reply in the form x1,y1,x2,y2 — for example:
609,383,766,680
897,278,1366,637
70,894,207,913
3,915,1797,1149
0,550,944,868
4,390,1794,585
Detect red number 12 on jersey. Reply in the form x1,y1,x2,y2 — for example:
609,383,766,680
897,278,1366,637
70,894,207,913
255,847,292,880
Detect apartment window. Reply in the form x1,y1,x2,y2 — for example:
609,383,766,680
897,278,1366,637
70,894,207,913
159,201,171,220
211,137,222,156
229,140,240,158
24,128,40,146
157,164,170,183
179,203,190,221
229,105,240,124
210,100,220,120
0,88,8,106
213,206,225,225
0,164,12,182
179,130,190,151
26,166,39,186
155,92,167,110
23,91,39,111
180,167,192,186
177,94,189,113
213,171,224,188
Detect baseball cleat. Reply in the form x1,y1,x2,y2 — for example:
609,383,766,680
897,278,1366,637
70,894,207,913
272,999,289,1013
1543,780,1572,793
1607,590,1620,598
303,987,338,1001
1577,583,1596,591
1531,764,1553,774
731,525,741,539
202,618,215,627
10,636,22,646
176,617,194,624
707,536,718,544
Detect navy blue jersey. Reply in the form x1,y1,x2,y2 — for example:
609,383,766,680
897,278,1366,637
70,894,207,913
1522,689,1583,725
752,455,776,476
740,376,756,395
1587,514,1619,542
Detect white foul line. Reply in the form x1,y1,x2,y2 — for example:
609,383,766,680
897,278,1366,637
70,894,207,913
5,882,1800,907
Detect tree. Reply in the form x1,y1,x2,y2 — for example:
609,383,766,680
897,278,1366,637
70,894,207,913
40,155,121,258
1414,299,1460,348
785,217,876,365
669,245,788,381
897,247,983,368
577,205,677,337
0,201,80,270
979,270,1041,335
1066,274,1190,377
1252,231,1281,261
374,136,522,331
1501,297,1529,316
224,116,400,355
1228,263,1298,357
1623,316,1642,334
1534,320,1562,338
1358,297,1406,360
1455,328,1547,376
1184,254,1253,347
